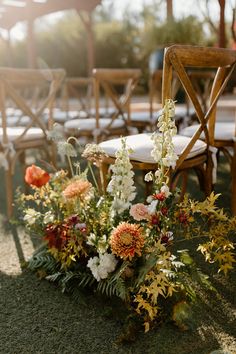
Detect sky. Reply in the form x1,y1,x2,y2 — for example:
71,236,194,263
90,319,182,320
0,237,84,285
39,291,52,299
4,0,236,41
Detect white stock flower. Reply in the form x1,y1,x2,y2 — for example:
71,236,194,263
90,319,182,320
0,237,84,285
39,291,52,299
23,208,41,225
107,138,136,215
87,252,118,281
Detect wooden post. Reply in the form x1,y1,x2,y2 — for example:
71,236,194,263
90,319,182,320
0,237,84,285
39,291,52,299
78,11,95,76
6,29,13,66
218,0,226,48
26,17,37,68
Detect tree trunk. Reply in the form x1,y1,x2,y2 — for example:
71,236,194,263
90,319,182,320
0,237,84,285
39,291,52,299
218,0,226,47
166,0,173,21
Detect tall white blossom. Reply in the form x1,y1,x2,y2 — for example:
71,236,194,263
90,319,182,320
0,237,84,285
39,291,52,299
107,138,136,215
151,99,178,169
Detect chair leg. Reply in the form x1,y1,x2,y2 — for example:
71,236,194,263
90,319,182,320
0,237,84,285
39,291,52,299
231,143,236,216
5,168,13,218
204,152,214,196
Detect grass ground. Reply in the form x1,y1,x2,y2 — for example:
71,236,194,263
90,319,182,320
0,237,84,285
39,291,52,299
0,154,235,354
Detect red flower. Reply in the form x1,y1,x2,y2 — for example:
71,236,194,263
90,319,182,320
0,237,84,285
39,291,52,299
151,215,160,225
44,223,70,250
161,207,168,216
153,192,166,201
178,211,189,225
25,165,50,187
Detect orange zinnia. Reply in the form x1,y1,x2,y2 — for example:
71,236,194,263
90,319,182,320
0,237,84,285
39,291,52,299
110,222,145,260
63,179,92,200
25,165,50,188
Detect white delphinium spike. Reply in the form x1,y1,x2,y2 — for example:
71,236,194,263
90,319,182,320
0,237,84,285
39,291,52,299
151,99,178,188
107,138,136,215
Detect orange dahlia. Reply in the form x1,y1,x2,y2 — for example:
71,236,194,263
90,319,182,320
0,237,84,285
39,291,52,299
63,179,92,200
110,222,145,260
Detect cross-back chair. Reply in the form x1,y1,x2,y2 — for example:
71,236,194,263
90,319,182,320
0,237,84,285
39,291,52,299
94,45,236,200
0,67,66,217
181,63,236,215
64,68,141,143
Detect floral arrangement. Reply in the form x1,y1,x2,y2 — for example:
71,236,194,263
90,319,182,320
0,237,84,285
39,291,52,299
16,99,236,333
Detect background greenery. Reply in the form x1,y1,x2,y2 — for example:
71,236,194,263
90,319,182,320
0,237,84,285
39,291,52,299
0,2,221,81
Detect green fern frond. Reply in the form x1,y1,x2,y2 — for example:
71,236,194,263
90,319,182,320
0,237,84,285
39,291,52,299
28,245,59,274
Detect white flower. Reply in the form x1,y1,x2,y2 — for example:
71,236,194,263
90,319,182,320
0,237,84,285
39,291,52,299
47,123,64,142
87,233,108,253
144,171,153,182
87,252,118,281
148,200,158,215
160,184,171,198
43,211,55,224
151,99,178,183
107,138,136,215
57,141,77,159
23,208,41,225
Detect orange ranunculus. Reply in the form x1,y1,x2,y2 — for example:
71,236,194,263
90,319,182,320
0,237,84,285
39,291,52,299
25,165,50,187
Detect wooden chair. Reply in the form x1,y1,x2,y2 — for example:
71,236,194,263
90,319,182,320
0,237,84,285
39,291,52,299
64,68,141,143
94,45,236,199
181,79,236,215
0,67,66,217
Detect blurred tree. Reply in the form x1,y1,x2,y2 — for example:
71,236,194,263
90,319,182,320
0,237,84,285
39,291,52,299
166,0,173,20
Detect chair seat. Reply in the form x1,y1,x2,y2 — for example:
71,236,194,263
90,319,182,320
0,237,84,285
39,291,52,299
0,116,32,127
89,107,115,117
181,122,235,141
0,127,44,142
44,109,79,123
64,117,126,133
130,111,152,122
99,133,207,163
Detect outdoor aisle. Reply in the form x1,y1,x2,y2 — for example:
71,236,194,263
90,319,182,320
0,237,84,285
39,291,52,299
0,215,236,354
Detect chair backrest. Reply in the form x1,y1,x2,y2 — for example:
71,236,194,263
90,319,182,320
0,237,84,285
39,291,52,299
61,77,93,115
162,45,236,169
92,68,141,130
0,67,66,146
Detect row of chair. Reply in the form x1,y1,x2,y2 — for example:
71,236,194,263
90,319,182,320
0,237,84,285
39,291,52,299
0,45,236,217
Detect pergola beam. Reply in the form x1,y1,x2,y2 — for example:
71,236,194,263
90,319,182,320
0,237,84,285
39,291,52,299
0,0,101,72
0,0,101,30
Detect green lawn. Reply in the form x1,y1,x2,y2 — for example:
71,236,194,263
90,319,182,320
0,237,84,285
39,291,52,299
0,154,235,354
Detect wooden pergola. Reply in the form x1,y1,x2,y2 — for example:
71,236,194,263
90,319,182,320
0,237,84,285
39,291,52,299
0,0,101,74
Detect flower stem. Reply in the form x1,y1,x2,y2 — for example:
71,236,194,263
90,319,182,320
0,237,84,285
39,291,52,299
67,154,74,177
88,162,99,190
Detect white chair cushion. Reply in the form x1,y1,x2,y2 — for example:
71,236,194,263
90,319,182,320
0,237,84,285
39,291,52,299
64,118,125,132
181,122,235,141
130,111,152,122
99,133,207,163
0,127,44,142
44,109,79,123
0,116,32,127
89,107,115,117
